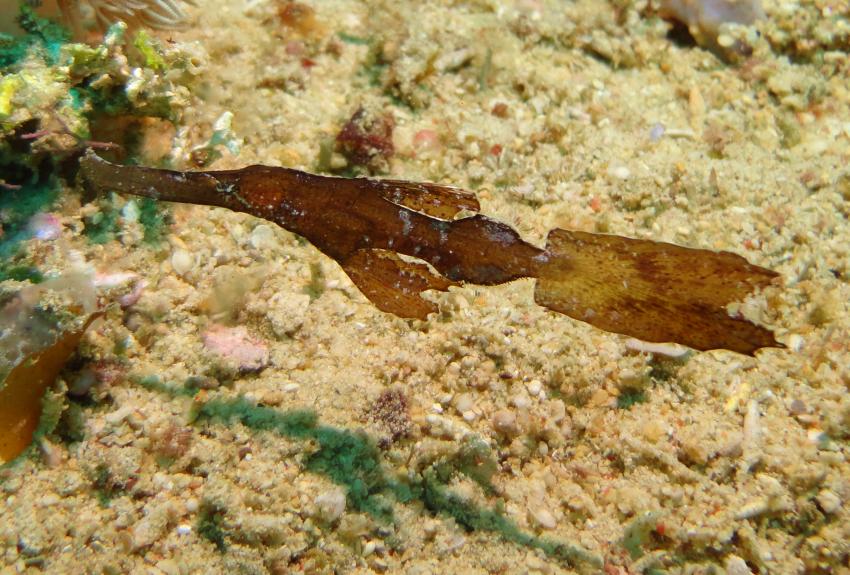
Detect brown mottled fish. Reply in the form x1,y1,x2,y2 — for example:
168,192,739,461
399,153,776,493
80,151,781,355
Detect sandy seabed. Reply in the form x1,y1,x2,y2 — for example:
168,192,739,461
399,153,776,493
2,1,850,574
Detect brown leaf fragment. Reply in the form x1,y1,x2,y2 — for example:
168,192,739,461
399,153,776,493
534,229,780,355
342,249,457,320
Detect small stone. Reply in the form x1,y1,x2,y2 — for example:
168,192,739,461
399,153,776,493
817,489,841,514
492,410,518,437
315,488,346,523
267,292,311,336
250,224,276,250
157,559,181,575
262,390,286,406
530,507,557,530
607,164,631,180
717,33,735,48
725,555,753,575
454,393,474,414
171,249,195,276
642,420,666,443
788,399,807,416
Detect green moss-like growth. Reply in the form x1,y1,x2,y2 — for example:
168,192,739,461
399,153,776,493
0,263,44,283
617,388,647,410
197,502,228,552
0,6,69,68
621,511,661,559
138,197,170,245
136,376,603,569
303,261,326,301
429,436,498,492
91,462,126,507
82,196,120,244
56,401,87,443
0,175,60,260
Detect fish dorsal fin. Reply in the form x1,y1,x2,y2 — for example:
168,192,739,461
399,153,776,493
342,249,456,320
374,179,480,220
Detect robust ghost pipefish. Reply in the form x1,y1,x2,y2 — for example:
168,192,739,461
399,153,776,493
79,151,780,355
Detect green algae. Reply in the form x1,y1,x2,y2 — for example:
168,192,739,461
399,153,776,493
617,388,647,410
303,261,325,301
138,197,170,245
622,511,661,559
82,196,120,244
133,30,166,71
0,177,60,260
137,375,602,569
198,502,228,552
0,6,69,68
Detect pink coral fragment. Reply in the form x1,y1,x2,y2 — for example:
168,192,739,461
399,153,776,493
202,324,270,371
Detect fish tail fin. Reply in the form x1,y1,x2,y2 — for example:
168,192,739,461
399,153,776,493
533,229,780,354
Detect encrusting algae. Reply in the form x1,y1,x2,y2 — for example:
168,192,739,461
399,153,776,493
80,151,781,355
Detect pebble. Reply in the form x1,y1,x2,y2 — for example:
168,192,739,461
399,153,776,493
105,405,135,425
176,524,192,535
170,249,195,276
649,122,666,142
512,394,531,409
315,488,347,523
454,393,474,414
725,555,753,575
250,224,276,250
787,334,804,352
492,410,518,437
530,507,557,530
817,489,841,514
788,399,807,416
607,164,631,180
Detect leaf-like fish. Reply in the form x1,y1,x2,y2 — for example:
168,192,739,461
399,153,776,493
80,151,780,355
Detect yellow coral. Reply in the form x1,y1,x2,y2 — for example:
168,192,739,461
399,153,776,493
0,75,23,118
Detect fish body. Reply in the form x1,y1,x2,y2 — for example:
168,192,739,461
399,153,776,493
80,151,780,354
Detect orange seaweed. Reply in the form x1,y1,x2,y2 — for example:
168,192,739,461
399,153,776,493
0,313,100,464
